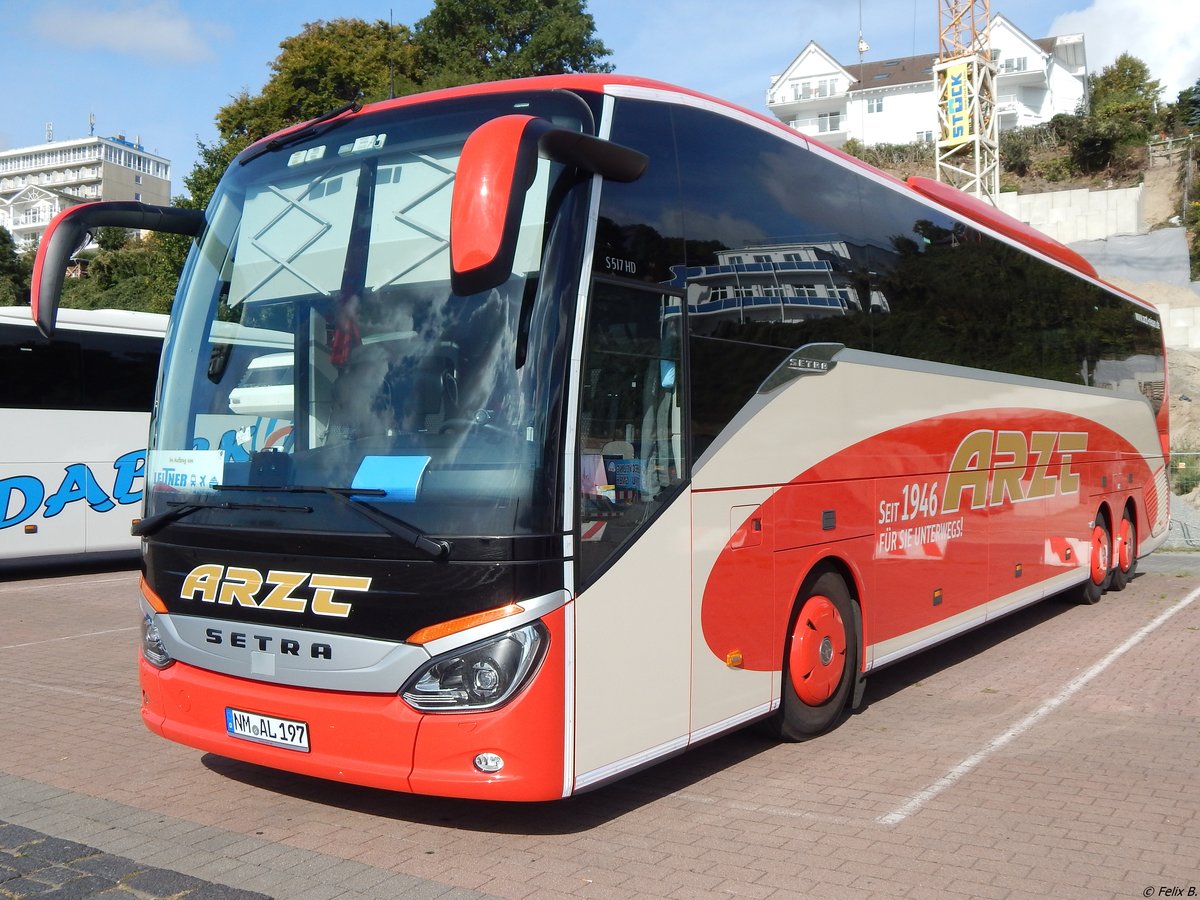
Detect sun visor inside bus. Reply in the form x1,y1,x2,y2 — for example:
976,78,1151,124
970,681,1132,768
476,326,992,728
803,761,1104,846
352,455,432,503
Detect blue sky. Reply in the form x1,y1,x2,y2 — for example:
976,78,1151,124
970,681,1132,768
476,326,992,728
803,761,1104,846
2,0,1197,198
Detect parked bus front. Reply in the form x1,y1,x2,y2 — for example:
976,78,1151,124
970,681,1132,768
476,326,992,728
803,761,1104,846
131,88,625,800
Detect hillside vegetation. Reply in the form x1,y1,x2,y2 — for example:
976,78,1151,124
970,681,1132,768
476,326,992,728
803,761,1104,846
842,53,1199,279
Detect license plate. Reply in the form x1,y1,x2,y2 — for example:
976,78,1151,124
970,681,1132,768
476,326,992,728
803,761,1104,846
225,707,309,752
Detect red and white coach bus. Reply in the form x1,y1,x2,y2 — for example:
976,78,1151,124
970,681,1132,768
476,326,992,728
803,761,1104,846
31,75,1168,800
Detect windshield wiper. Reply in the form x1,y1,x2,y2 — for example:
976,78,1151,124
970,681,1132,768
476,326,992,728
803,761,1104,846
214,485,451,560
239,100,362,166
132,498,313,538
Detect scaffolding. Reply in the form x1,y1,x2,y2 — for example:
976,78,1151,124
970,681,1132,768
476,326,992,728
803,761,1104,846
934,0,999,204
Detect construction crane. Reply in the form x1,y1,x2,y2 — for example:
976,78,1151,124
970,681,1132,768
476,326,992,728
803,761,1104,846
934,0,999,203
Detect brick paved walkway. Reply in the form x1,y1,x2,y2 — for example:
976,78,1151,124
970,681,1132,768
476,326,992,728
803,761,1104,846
1,557,1198,898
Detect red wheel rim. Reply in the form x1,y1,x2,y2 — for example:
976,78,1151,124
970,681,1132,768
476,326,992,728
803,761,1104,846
1116,517,1134,572
1089,523,1110,584
789,595,847,706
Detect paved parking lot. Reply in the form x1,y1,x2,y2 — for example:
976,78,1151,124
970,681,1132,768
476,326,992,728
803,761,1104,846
2,554,1199,899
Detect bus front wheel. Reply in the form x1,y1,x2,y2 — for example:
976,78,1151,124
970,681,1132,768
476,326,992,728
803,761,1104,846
772,571,858,741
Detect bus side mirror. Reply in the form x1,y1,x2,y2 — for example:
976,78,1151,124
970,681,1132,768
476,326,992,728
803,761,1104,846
450,115,647,296
32,201,205,337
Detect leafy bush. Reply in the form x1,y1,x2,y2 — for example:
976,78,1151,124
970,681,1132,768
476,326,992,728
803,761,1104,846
1173,451,1200,496
1037,155,1076,182
999,123,1060,177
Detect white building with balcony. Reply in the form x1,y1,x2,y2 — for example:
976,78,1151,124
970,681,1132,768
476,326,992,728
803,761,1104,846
0,134,171,250
766,14,1088,149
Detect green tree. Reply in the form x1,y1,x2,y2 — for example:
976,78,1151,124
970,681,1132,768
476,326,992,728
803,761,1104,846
179,18,413,211
0,227,29,305
1181,77,1200,129
61,232,183,314
1088,53,1163,138
183,136,249,213
76,3,612,311
187,4,610,207
216,18,414,146
413,0,612,89
95,226,132,252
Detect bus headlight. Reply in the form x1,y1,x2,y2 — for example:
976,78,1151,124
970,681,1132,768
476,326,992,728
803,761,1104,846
402,622,547,711
141,612,173,669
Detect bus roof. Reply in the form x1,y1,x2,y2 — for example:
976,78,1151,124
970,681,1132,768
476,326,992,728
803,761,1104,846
0,304,168,338
244,74,1109,299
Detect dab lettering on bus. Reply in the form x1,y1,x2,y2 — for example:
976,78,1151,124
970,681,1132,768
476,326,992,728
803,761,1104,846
0,416,292,534
0,450,146,531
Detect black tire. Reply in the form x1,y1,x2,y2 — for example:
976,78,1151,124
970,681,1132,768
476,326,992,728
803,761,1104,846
1073,514,1112,605
1108,508,1137,592
767,570,858,742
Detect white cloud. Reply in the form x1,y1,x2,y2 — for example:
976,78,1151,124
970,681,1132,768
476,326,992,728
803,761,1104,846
31,1,227,65
1050,0,1200,100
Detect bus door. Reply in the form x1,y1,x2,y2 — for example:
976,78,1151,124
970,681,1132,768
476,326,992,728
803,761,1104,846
572,278,692,785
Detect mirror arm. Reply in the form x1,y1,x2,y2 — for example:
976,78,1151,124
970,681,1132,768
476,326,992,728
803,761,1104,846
32,202,205,337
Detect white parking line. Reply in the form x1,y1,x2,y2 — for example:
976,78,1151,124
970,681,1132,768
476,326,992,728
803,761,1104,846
0,575,135,594
0,627,138,651
878,585,1200,826
0,677,138,706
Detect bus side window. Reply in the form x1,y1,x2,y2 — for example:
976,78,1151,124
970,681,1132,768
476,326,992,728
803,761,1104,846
577,280,685,585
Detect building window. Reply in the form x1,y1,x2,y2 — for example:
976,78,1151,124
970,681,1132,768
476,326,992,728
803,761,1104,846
1001,57,1028,73
916,130,934,143
867,97,884,113
818,112,841,133
134,174,142,184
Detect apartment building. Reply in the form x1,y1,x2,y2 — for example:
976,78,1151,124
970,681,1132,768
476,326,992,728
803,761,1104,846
0,133,171,250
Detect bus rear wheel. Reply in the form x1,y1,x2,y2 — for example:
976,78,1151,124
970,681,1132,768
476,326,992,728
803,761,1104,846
1109,508,1137,592
1075,515,1112,605
772,571,858,741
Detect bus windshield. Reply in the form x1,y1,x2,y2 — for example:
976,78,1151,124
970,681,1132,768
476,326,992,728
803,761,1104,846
148,91,592,541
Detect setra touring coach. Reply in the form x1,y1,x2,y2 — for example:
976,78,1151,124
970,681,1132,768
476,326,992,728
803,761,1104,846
31,74,1167,800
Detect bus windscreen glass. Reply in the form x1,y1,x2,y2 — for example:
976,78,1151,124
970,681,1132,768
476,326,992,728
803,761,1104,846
148,92,592,539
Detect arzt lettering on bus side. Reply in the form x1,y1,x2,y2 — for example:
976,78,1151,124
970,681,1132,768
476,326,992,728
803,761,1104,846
941,429,1088,513
0,450,146,529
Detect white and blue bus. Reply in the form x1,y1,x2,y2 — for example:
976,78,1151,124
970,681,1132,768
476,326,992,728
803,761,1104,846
0,304,165,567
